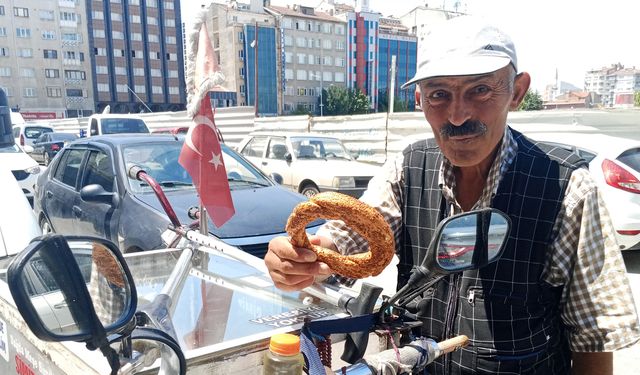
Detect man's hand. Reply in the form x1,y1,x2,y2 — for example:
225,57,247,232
265,235,333,291
571,352,612,375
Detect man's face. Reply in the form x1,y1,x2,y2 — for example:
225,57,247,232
416,65,529,168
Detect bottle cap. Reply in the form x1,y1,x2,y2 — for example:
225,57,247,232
269,334,300,356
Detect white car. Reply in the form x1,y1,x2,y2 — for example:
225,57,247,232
0,165,41,267
12,122,54,153
526,132,640,251
1,143,41,206
237,132,380,198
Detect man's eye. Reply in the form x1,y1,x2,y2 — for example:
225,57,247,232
429,91,448,99
472,85,490,94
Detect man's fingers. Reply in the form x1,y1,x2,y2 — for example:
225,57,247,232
269,271,316,291
268,236,317,262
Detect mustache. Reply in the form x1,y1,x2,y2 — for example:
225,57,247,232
439,120,488,138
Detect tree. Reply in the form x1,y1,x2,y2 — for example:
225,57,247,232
321,86,370,116
518,89,544,111
634,91,640,107
377,90,411,113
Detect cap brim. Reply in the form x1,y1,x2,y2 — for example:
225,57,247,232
401,55,512,89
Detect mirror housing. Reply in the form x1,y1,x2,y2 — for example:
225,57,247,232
270,172,284,185
109,327,186,375
284,152,292,163
8,235,137,344
80,184,117,205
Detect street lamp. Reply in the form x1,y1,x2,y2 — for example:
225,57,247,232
251,22,259,117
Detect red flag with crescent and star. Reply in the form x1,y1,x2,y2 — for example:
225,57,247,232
179,20,234,228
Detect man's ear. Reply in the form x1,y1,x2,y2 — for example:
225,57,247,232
510,72,531,110
415,89,421,110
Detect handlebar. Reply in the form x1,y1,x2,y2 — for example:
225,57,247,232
335,335,469,375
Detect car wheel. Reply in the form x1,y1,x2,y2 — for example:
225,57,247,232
301,183,319,198
40,217,53,234
43,152,50,166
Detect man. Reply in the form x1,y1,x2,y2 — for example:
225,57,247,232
265,16,639,374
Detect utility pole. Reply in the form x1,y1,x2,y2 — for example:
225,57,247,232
389,55,396,114
254,22,259,117
319,43,324,116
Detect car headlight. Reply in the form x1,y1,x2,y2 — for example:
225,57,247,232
332,176,355,188
25,165,41,175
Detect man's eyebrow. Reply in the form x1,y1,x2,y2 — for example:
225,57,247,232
423,73,497,88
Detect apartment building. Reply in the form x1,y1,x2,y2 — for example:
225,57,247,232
378,17,417,110
0,0,94,119
266,4,347,115
208,1,278,115
88,0,186,113
585,64,640,108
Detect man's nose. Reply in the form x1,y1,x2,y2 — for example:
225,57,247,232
447,97,472,126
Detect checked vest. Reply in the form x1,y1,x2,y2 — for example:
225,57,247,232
398,130,587,374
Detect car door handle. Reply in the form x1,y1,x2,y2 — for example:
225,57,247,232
53,302,68,309
46,191,53,199
72,206,82,217
261,161,268,165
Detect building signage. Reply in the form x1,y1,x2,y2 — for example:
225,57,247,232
20,112,58,120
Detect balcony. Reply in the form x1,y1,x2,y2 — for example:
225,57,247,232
59,0,76,8
60,20,77,28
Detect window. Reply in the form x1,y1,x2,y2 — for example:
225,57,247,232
96,65,108,74
134,85,145,93
296,70,307,80
335,25,345,35
322,40,332,49
165,19,175,27
166,36,176,44
112,31,124,39
92,11,104,20
16,28,31,38
54,149,85,187
0,67,10,77
323,23,331,33
0,47,9,57
164,1,175,10
45,69,60,78
17,48,33,57
113,49,124,57
133,68,144,76
46,87,62,97
20,68,35,77
97,83,109,92
169,87,179,95
282,18,292,29
334,72,345,82
285,69,293,80
239,67,245,77
23,88,36,97
285,52,292,63
323,56,332,65
62,33,81,42
66,89,84,97
297,54,306,64
336,41,345,50
335,57,345,67
267,137,288,160
115,67,127,75
63,51,77,60
82,152,114,192
168,70,178,78
0,6,4,16
111,13,122,22
150,68,161,77
130,14,141,23
240,136,267,158
323,71,332,81
40,10,55,20
42,31,56,40
43,49,57,59
60,12,77,22
14,7,29,17
284,35,292,46
166,53,177,60
152,86,163,94
131,32,142,41
148,34,159,43
65,70,86,80
296,37,306,48
0,27,6,37
94,48,106,56
147,16,158,25
93,29,105,38
116,84,127,93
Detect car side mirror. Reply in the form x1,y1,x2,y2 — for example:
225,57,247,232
350,151,359,160
8,235,137,343
23,145,34,153
270,172,284,185
80,184,117,205
284,152,292,163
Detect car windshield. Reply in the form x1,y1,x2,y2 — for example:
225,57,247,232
50,133,78,142
101,118,149,134
290,137,352,160
618,148,640,173
0,144,22,154
25,127,53,139
122,142,271,193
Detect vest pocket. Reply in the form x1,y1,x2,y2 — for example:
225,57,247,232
475,346,550,374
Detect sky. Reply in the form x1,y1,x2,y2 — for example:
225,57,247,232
180,0,640,92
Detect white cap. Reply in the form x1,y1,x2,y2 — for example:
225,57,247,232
402,16,517,89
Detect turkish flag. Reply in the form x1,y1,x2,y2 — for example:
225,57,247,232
179,98,234,227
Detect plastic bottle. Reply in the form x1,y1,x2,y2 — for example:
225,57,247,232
263,333,304,375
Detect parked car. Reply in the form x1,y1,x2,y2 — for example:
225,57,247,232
237,132,380,198
31,132,78,166
526,132,640,251
152,126,189,135
86,114,150,137
12,123,54,153
0,143,41,206
0,165,41,269
34,134,323,257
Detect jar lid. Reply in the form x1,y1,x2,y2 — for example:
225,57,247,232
269,333,300,356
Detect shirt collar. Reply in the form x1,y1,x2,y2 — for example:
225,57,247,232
439,127,518,213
